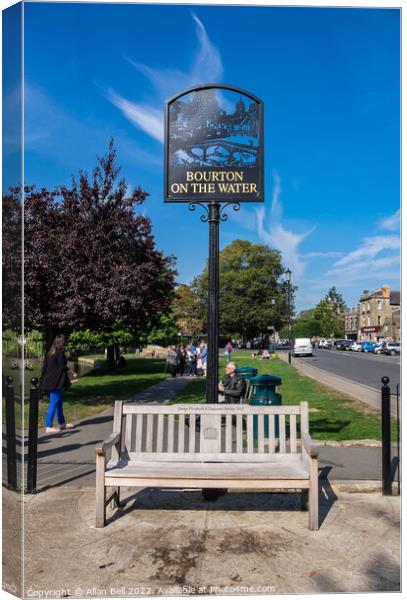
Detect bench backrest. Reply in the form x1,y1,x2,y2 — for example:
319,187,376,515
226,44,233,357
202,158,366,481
112,402,310,462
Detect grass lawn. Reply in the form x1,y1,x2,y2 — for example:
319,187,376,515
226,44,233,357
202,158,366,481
23,356,169,428
170,350,398,442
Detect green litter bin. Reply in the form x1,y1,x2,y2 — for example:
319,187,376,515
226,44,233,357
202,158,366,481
237,367,258,402
237,366,258,379
250,374,282,440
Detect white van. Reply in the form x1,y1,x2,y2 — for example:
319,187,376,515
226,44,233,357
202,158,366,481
293,338,313,357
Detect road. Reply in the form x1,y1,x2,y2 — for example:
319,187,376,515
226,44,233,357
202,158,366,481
291,348,400,392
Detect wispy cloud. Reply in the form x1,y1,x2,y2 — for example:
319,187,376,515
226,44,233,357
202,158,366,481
304,251,344,258
106,89,163,142
24,83,161,181
379,209,400,231
329,255,400,276
107,14,223,143
334,235,400,267
256,172,315,281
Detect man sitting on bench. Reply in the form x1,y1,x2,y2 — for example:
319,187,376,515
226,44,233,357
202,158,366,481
218,362,246,404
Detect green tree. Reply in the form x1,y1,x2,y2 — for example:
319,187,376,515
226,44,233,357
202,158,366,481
192,239,288,342
173,284,204,338
279,308,322,339
140,314,179,347
314,287,347,337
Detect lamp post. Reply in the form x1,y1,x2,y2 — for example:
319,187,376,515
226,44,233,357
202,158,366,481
284,268,292,364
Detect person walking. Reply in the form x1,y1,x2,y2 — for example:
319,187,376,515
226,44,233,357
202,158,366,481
186,344,197,376
200,343,208,377
176,344,186,376
224,340,233,362
41,334,77,433
166,346,178,377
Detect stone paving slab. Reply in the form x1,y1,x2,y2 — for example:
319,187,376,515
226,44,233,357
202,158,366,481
14,484,400,596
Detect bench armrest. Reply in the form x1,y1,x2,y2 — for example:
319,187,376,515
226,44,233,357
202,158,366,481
95,432,120,456
301,433,319,458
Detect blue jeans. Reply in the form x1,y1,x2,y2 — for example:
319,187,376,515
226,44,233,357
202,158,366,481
45,390,65,427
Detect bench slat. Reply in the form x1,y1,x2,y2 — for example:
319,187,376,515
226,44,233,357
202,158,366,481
247,415,253,454
111,401,123,461
135,414,143,452
125,414,133,453
178,414,185,453
290,414,297,453
167,414,174,452
105,476,310,490
189,415,196,453
258,415,264,453
279,415,286,453
268,415,275,453
122,404,301,415
236,414,243,453
225,414,232,453
146,414,153,452
106,460,310,479
125,452,304,463
157,415,164,453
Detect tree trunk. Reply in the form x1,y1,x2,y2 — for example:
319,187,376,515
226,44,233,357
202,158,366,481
114,343,120,362
106,345,115,371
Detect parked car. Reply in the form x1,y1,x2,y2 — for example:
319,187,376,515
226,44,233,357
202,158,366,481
384,342,401,356
373,341,387,354
319,339,334,349
361,341,378,353
350,342,362,352
335,339,353,351
293,338,313,357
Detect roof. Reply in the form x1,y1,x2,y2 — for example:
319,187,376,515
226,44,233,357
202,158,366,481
390,291,400,305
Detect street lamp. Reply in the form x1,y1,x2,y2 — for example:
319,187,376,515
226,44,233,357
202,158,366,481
284,268,292,364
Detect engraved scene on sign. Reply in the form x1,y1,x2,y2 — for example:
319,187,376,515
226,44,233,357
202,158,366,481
169,89,260,169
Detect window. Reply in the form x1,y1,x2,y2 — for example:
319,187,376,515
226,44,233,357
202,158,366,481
378,300,382,310
378,316,381,325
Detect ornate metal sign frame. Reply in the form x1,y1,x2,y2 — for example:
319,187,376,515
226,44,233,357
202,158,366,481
164,83,264,203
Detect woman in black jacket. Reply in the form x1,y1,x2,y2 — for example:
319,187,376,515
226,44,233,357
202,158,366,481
41,335,77,433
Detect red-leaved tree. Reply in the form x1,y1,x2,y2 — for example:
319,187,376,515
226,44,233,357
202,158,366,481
22,140,176,366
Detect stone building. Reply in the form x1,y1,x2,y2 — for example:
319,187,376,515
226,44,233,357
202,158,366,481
344,307,359,340
344,285,400,342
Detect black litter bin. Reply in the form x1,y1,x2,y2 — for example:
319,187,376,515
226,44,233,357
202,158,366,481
250,374,282,439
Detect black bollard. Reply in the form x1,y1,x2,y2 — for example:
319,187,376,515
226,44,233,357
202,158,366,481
381,376,392,495
5,375,17,490
27,377,40,493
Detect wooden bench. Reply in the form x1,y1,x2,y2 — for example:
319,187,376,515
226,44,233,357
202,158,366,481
95,401,319,530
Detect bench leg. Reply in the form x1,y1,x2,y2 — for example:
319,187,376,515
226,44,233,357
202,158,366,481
301,490,309,511
116,486,121,507
95,454,106,527
309,459,319,531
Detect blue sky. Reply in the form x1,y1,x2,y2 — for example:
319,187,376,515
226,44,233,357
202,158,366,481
6,2,401,312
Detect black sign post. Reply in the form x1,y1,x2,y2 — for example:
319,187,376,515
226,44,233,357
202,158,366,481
165,84,264,403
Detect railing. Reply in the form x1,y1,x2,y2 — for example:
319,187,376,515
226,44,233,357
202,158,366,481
381,376,400,495
3,375,40,492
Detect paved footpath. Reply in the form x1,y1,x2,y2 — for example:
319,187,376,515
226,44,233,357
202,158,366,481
2,374,401,595
4,485,399,595
33,376,192,490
